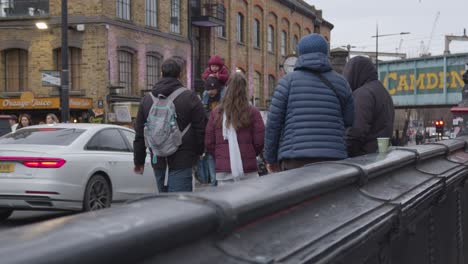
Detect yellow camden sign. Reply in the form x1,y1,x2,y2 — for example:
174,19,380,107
0,92,93,110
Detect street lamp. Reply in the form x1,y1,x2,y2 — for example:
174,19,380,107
341,44,356,60
371,26,410,69
60,0,69,123
35,22,48,30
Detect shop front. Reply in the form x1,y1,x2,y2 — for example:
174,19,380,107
0,92,93,124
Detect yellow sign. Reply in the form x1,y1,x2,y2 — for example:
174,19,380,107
0,92,93,110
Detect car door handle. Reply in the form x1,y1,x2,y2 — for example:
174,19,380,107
108,161,117,165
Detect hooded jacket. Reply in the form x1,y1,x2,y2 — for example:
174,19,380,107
343,56,395,157
201,55,230,85
264,52,354,164
134,77,207,169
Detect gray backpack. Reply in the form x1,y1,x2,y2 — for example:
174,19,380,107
144,87,191,164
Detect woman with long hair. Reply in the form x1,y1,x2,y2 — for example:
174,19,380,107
45,113,59,124
205,72,265,185
17,113,33,129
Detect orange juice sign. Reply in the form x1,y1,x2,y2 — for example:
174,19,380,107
0,92,92,110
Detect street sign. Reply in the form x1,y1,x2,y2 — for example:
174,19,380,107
41,70,61,86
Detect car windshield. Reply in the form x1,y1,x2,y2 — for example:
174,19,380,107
0,128,85,146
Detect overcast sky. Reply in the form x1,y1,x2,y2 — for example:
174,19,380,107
304,0,468,58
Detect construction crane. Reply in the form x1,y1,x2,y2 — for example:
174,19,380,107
420,11,440,57
396,38,404,53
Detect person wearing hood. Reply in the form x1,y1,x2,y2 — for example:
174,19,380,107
133,58,207,192
264,33,354,172
343,56,394,157
201,55,229,85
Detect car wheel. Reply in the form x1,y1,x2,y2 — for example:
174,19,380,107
83,174,112,212
0,209,13,221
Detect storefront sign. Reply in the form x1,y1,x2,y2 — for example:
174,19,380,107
0,92,93,110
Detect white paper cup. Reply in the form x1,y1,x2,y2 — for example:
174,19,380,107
377,137,390,153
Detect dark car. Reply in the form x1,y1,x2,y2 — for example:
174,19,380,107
0,115,12,137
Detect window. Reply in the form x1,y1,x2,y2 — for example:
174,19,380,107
118,50,133,96
170,0,181,33
120,129,135,151
236,13,244,43
280,31,287,56
0,0,49,18
86,129,129,152
253,19,260,48
217,25,226,38
216,4,226,38
267,25,274,52
55,48,82,91
253,71,263,107
292,35,299,54
146,54,160,91
0,128,85,146
2,48,28,92
116,0,131,20
146,0,158,27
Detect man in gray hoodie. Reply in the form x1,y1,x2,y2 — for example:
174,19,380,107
343,56,395,157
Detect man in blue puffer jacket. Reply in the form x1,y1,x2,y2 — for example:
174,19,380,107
264,33,354,172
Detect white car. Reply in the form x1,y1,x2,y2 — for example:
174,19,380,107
0,124,157,221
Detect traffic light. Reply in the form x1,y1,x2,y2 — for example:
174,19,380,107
435,120,444,134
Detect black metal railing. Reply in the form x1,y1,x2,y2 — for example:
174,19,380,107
0,0,49,18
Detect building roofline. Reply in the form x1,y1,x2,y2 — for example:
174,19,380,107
279,0,334,30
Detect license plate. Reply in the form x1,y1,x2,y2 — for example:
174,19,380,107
0,163,15,173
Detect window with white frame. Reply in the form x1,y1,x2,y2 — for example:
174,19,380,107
253,19,260,48
145,0,158,27
267,25,274,52
292,35,299,54
280,31,287,56
116,0,131,20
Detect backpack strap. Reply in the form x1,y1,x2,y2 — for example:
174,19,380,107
168,87,192,135
167,87,189,103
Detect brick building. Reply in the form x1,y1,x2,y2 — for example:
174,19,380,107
192,0,333,109
0,0,332,123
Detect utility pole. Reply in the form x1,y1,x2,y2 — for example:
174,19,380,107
60,0,69,123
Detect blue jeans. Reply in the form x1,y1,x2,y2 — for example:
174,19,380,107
197,154,217,186
154,168,192,193
205,154,217,186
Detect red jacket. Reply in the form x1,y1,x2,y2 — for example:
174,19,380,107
202,66,229,85
205,106,265,173
201,55,230,84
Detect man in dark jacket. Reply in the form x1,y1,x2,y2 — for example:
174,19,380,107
134,58,206,192
343,56,395,157
264,33,354,172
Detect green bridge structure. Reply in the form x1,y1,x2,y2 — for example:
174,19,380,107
379,53,468,108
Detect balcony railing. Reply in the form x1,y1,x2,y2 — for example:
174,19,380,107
0,0,49,18
191,0,225,27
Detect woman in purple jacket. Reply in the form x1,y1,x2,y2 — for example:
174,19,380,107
205,72,265,186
